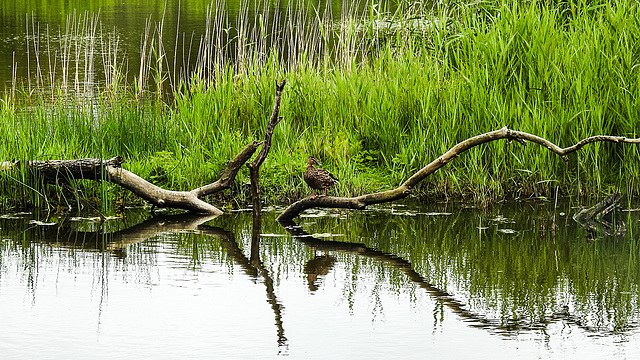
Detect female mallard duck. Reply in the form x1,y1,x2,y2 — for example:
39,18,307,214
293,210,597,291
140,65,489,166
304,157,338,199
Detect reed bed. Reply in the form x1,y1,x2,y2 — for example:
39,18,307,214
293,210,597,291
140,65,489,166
1,0,639,211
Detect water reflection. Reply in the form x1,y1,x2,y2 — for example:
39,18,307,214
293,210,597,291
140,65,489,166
1,210,290,353
0,0,379,95
280,217,565,335
1,201,640,357
304,254,336,291
284,201,640,336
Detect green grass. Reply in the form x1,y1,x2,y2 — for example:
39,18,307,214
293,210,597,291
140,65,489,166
1,0,640,211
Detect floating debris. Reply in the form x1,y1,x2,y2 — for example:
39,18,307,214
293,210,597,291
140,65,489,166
69,217,104,222
385,208,452,217
391,210,418,216
311,233,344,238
0,212,32,219
28,220,58,226
497,228,517,234
491,215,515,224
300,209,335,218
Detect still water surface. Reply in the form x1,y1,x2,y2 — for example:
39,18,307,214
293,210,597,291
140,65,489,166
0,0,361,89
1,201,639,358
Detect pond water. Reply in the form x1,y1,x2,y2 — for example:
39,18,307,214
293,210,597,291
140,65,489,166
0,0,375,90
1,200,639,358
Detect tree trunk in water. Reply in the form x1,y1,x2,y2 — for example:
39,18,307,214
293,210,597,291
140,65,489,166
1,141,261,215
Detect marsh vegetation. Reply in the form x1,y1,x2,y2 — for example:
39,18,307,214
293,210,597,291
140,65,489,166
2,2,640,357
1,0,639,211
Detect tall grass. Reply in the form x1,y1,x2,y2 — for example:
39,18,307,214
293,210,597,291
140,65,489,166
1,0,640,211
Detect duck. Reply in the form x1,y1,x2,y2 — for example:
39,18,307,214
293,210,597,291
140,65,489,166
303,157,338,199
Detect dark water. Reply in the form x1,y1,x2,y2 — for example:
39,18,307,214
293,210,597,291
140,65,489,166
0,0,362,91
1,200,639,358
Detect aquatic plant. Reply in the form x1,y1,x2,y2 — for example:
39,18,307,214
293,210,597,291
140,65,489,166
1,0,640,211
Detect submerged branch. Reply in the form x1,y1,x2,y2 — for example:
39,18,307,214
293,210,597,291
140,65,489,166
278,127,640,220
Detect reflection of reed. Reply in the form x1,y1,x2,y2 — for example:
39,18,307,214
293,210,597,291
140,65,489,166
278,218,623,336
13,213,288,350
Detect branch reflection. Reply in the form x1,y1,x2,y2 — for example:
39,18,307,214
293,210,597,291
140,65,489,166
2,212,288,351
278,218,628,336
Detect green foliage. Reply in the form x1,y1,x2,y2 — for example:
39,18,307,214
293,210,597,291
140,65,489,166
1,0,640,210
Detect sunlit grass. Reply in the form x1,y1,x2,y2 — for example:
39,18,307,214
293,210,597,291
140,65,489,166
1,0,640,211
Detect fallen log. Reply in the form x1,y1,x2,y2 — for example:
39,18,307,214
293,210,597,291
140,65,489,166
1,81,289,215
277,127,640,220
1,141,260,215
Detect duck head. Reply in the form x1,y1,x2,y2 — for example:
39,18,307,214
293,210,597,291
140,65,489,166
306,156,320,167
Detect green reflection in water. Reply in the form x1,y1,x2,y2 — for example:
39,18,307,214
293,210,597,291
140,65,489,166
1,201,639,339
0,0,352,85
279,200,640,335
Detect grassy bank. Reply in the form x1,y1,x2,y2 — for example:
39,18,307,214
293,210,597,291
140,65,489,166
1,0,639,212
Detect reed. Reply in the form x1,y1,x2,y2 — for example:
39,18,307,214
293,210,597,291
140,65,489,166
1,0,640,210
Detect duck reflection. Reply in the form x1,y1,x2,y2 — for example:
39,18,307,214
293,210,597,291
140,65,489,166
304,253,336,291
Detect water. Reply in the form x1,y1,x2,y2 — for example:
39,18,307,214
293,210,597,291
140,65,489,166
0,0,374,91
1,201,639,358
1,0,226,87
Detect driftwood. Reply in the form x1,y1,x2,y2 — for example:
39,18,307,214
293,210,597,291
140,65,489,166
4,118,640,217
245,80,286,347
1,141,260,215
0,81,291,215
278,127,640,220
247,80,286,216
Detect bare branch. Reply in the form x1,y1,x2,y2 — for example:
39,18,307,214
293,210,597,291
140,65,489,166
247,80,287,215
277,127,640,220
193,141,262,197
1,142,262,215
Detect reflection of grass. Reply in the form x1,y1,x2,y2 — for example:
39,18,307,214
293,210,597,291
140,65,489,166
2,201,639,334
406,202,640,333
2,0,640,210
306,200,639,333
282,200,640,334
